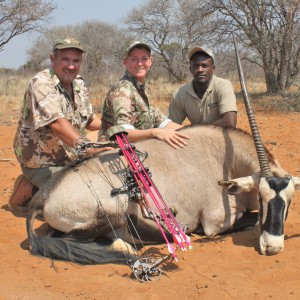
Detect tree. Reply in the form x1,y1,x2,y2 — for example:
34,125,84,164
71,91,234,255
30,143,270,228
124,0,300,92
75,21,132,86
124,0,214,81
210,0,300,94
0,0,56,51
25,25,77,71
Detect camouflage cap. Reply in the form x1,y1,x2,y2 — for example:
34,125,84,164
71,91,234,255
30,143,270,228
125,40,151,57
53,37,85,53
188,46,215,64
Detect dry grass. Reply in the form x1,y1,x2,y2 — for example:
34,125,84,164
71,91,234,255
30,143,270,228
0,73,30,125
0,71,298,125
231,80,267,94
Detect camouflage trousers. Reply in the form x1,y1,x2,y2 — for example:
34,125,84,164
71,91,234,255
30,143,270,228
21,165,65,189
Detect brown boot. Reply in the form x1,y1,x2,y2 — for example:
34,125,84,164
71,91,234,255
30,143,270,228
8,175,34,212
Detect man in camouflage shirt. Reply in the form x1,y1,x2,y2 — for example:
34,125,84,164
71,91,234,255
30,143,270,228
10,37,112,213
100,41,189,148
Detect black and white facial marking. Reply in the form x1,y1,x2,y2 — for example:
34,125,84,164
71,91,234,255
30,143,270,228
259,175,294,255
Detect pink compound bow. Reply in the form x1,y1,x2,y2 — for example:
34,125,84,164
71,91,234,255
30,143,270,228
108,128,192,262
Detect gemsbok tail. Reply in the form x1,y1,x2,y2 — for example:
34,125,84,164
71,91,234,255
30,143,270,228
26,209,131,265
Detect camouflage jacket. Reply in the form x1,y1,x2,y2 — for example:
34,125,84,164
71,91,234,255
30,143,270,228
100,70,168,139
13,68,95,168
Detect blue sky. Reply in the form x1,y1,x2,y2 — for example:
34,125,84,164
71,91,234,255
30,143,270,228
0,0,144,69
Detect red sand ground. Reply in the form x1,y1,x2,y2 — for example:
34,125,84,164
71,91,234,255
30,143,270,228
0,102,300,299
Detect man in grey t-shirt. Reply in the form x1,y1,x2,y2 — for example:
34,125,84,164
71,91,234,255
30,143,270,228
169,47,237,128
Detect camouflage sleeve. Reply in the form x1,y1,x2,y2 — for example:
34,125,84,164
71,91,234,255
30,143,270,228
110,85,137,126
30,80,65,130
153,106,168,128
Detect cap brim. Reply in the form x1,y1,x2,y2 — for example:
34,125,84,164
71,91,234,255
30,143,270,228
188,47,210,60
126,43,151,56
55,46,85,53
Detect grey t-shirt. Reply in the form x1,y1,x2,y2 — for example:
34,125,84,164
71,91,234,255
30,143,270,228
169,75,237,125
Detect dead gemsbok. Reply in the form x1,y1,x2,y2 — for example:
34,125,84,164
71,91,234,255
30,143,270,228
25,40,300,265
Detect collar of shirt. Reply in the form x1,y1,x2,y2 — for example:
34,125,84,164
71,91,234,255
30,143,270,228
49,67,81,94
123,70,146,91
122,70,149,105
49,67,60,87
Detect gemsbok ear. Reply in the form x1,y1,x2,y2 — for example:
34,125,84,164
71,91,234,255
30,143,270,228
218,174,259,195
292,176,300,191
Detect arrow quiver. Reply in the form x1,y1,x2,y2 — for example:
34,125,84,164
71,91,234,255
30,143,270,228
107,126,192,262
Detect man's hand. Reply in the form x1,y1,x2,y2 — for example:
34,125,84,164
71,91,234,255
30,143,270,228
84,146,114,156
74,139,116,157
49,118,114,154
